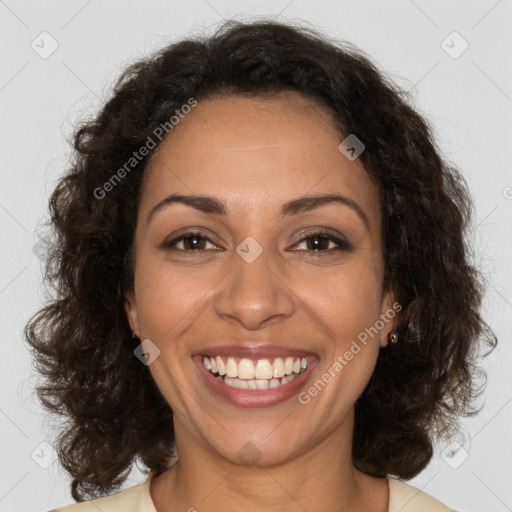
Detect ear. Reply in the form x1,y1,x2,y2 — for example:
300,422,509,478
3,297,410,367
379,290,401,348
124,289,140,337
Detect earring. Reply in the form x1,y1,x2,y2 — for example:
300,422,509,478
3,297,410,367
132,331,139,341
388,329,398,344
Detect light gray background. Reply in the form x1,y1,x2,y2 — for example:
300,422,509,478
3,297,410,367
1,1,511,511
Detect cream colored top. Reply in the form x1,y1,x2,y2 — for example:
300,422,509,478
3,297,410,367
50,472,456,511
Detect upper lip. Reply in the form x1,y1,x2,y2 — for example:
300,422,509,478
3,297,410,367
194,343,319,359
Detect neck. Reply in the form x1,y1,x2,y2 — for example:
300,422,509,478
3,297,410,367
150,413,388,512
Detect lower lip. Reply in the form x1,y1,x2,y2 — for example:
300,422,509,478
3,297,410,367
193,356,318,408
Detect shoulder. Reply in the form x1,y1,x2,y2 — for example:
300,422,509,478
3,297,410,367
387,476,457,512
49,473,156,512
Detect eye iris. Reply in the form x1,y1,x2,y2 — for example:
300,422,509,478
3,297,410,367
172,233,340,251
184,236,204,250
309,236,328,251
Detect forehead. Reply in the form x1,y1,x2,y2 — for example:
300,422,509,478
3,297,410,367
141,92,380,229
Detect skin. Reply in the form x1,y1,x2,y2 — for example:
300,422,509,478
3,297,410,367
125,91,397,511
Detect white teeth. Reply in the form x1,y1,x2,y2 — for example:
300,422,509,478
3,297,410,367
238,379,249,389
219,374,300,389
202,355,309,389
238,358,255,379
272,358,285,378
256,379,269,390
254,359,273,379
248,380,258,390
224,376,235,387
284,357,294,375
226,357,238,378
216,356,226,376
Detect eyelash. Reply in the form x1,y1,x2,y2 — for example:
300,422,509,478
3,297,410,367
160,230,351,255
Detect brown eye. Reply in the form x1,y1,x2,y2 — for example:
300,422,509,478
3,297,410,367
292,231,351,253
161,231,219,251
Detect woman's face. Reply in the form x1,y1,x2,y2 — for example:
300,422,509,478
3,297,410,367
125,92,396,467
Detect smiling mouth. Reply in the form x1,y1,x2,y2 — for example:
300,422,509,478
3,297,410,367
201,355,309,390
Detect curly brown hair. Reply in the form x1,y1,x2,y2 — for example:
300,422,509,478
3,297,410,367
25,19,496,501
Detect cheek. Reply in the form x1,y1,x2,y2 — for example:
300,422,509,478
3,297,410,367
299,266,384,411
134,248,384,345
132,257,211,414
133,255,213,342
305,262,384,344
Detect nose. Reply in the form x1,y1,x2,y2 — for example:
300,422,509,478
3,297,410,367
213,245,295,331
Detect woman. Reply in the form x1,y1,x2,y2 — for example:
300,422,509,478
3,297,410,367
27,20,495,512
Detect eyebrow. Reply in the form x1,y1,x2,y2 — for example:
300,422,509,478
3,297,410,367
146,193,370,231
